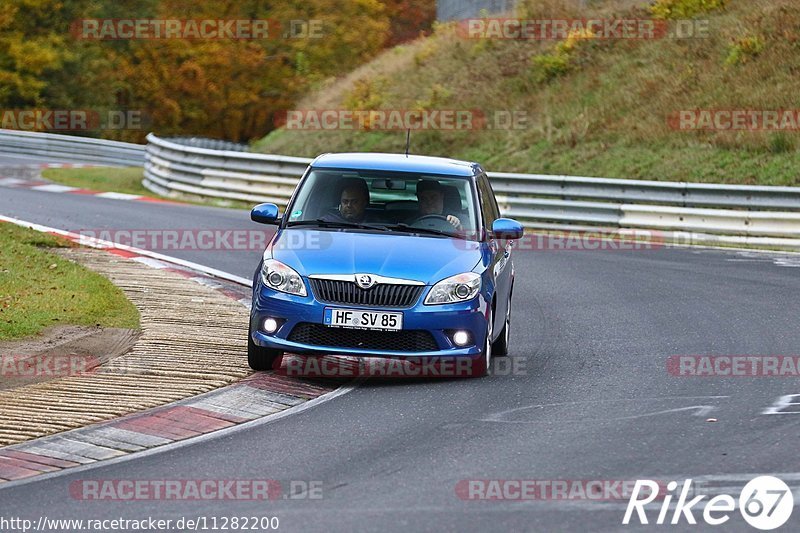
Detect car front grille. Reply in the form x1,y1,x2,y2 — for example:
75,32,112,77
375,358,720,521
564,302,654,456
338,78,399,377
309,279,423,308
288,323,439,352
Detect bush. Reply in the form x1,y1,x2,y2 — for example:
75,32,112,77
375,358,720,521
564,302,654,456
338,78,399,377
531,53,572,82
413,38,440,66
651,0,726,19
414,84,453,111
343,77,387,111
769,133,793,154
531,28,595,83
725,36,765,66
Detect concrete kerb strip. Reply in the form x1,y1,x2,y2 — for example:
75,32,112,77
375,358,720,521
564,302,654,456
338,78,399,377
0,373,341,483
0,215,352,484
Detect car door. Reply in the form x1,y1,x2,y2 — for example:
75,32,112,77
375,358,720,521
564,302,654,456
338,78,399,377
476,173,512,337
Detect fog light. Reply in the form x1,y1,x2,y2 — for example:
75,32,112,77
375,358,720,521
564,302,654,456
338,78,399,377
262,317,279,334
452,330,470,346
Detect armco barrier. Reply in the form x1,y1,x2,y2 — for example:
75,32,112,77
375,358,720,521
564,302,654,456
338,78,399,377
620,205,800,238
3,130,800,244
143,134,311,205
143,136,800,243
0,129,144,166
488,172,800,211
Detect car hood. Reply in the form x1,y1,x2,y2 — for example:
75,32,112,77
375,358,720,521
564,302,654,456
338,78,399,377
268,228,482,284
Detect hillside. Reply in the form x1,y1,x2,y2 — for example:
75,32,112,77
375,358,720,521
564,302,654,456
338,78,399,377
253,0,800,185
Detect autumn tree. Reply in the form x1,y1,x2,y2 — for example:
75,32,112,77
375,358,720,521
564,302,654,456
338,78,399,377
382,0,436,47
115,0,389,140
1,0,412,141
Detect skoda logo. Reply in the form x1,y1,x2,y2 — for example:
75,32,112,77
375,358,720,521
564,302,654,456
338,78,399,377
356,274,376,290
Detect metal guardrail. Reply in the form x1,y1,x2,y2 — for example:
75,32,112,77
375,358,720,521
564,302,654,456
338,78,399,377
143,133,800,239
490,172,800,211
166,137,250,152
437,0,516,21
0,129,145,166
2,130,799,243
620,205,800,239
143,133,311,205
490,174,800,239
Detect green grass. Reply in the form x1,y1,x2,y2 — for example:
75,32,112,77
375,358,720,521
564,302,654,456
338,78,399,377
253,0,800,186
41,167,255,210
0,223,140,340
42,167,153,197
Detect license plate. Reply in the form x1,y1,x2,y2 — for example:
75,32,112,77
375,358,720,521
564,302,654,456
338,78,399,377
323,307,403,331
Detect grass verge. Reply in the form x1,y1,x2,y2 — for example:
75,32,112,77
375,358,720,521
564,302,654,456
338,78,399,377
0,223,140,340
42,167,153,197
253,0,800,186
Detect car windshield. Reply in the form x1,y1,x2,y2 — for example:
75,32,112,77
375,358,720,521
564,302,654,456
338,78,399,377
285,169,478,238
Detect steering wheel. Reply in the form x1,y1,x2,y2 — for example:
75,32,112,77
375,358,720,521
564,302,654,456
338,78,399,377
410,214,454,231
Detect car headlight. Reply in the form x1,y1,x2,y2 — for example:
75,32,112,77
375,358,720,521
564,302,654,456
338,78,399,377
424,272,481,305
261,259,307,296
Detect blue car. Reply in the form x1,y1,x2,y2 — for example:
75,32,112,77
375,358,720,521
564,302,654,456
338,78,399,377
248,153,523,377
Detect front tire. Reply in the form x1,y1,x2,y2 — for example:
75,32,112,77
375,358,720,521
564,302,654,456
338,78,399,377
492,296,512,357
248,327,283,371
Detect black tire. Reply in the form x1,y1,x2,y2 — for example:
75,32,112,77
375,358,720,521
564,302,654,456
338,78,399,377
492,296,512,357
470,308,493,378
248,327,283,371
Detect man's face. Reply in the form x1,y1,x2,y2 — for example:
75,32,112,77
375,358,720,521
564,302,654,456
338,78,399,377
339,187,367,221
418,190,443,215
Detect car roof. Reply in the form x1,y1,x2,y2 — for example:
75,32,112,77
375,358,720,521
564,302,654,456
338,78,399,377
310,153,481,178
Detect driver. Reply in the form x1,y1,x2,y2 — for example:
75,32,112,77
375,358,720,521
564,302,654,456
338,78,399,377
414,179,462,229
321,178,370,223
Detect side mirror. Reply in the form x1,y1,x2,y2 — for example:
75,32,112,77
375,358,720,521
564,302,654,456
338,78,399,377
251,203,280,224
492,218,524,240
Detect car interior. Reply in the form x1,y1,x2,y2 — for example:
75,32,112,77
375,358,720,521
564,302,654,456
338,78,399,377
300,173,470,227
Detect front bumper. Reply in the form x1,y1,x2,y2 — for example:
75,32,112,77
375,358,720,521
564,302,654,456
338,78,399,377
250,281,488,358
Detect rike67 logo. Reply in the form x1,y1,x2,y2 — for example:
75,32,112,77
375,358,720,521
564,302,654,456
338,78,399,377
623,476,793,530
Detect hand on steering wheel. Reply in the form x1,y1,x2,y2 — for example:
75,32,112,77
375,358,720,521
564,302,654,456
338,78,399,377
413,214,462,230
445,214,462,229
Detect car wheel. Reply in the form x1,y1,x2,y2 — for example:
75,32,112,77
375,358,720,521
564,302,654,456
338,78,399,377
470,308,493,378
492,296,512,357
248,326,283,371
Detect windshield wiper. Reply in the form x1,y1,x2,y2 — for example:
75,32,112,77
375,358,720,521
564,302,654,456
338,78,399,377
286,219,389,231
383,223,453,237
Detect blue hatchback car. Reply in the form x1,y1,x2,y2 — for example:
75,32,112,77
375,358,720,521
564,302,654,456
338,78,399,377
248,153,523,377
